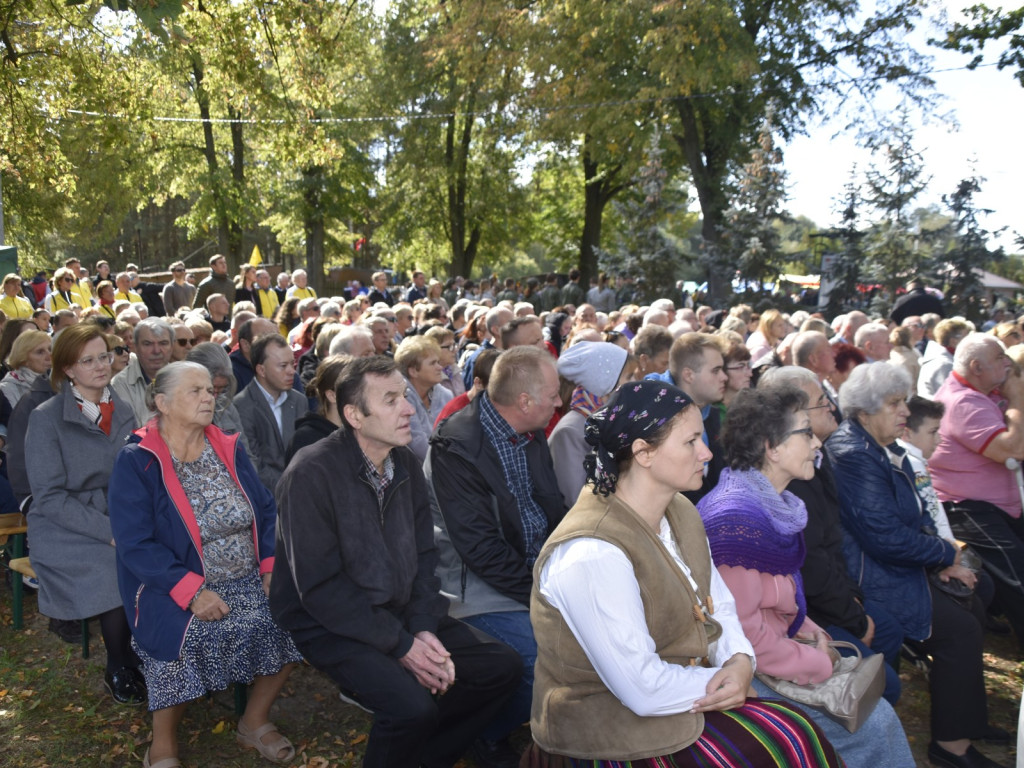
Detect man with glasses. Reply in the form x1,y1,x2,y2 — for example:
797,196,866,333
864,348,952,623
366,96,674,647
793,330,841,420
192,254,235,311
161,261,196,316
111,317,174,426
169,322,195,362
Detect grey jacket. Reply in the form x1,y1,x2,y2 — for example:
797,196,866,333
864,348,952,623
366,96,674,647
110,355,155,427
548,410,589,509
234,380,308,493
25,383,135,619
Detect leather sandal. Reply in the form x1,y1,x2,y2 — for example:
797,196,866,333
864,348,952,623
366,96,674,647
236,720,295,764
142,747,181,768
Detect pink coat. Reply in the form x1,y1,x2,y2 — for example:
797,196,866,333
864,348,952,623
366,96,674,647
719,565,834,684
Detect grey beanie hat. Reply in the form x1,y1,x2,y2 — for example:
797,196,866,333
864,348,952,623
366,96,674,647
556,341,628,397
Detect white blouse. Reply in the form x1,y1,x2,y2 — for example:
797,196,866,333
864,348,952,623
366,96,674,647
539,516,755,718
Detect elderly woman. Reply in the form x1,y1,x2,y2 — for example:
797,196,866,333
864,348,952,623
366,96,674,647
46,267,83,313
526,380,844,768
185,342,251,459
827,363,1005,768
286,354,349,463
109,362,301,768
889,325,920,384
548,341,631,507
698,385,913,767
424,325,465,397
826,342,865,396
26,324,144,703
0,330,51,410
96,280,118,320
395,336,453,461
106,333,131,376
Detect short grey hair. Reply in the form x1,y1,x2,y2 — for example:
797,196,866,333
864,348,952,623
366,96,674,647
315,324,346,359
758,365,820,390
854,321,888,348
145,361,211,413
320,301,343,319
329,325,373,356
953,332,1005,376
187,342,237,400
134,317,174,347
838,362,911,418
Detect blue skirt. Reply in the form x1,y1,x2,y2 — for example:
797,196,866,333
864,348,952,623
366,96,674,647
134,571,303,711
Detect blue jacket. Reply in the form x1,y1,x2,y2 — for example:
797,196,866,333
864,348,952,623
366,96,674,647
825,418,957,640
109,423,276,661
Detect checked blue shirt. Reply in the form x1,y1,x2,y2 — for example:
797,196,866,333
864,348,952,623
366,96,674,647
477,393,548,566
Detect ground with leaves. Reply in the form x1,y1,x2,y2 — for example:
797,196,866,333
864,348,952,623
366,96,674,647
0,590,1020,767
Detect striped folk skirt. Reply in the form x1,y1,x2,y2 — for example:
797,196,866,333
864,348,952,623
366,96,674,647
523,698,844,768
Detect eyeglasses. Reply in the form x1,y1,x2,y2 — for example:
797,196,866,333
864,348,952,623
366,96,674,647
784,426,815,440
176,338,194,347
113,346,129,356
726,362,752,371
75,352,114,369
806,401,832,411
381,316,397,322
172,268,185,273
62,277,75,283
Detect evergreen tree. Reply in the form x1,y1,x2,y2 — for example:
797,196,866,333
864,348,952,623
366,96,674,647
822,171,867,317
942,175,1004,323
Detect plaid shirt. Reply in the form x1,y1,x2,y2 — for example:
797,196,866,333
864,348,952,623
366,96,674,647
478,393,548,566
361,448,395,512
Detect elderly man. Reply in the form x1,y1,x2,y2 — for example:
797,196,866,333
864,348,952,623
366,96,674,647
111,317,173,426
499,316,545,349
114,272,144,304
632,325,673,379
193,254,235,310
169,322,195,361
204,293,231,334
854,321,892,363
329,325,376,358
364,315,393,356
831,309,868,345
286,268,317,301
275,270,291,303
234,334,308,492
272,356,520,768
426,346,565,766
253,269,281,319
929,333,1024,646
461,305,513,391
793,329,841,418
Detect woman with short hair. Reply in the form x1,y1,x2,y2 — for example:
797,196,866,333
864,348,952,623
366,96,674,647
699,385,913,767
110,362,301,768
0,330,51,410
395,336,453,461
828,362,1005,768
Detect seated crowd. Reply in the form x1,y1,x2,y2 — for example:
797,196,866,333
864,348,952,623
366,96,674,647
5,261,1021,768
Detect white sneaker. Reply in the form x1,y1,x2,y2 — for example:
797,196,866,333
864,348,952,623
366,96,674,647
22,574,39,589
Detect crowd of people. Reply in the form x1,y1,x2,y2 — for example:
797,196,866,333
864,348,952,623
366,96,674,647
4,260,1021,768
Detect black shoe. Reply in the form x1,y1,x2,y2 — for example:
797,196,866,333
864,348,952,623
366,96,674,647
48,618,82,644
468,738,521,768
978,725,1011,744
927,741,1009,768
103,667,147,705
984,615,1012,635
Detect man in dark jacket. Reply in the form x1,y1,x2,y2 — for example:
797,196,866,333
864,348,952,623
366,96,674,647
426,346,565,765
271,356,520,768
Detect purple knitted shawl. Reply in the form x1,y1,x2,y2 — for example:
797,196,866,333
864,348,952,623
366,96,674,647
697,467,808,637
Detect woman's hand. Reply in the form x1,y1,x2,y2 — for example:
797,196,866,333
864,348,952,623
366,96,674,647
190,589,229,621
692,653,753,713
261,572,272,596
937,563,977,590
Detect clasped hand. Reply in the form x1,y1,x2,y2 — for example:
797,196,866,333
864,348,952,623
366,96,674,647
190,589,230,621
692,653,753,713
399,631,456,695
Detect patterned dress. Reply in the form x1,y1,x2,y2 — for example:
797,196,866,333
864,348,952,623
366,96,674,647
134,441,302,711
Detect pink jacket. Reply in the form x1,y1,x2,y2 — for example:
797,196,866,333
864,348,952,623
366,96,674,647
719,564,834,684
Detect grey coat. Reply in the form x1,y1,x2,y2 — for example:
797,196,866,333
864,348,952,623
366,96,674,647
234,380,307,493
25,383,135,619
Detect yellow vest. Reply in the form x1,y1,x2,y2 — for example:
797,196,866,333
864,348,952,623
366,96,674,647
115,290,144,304
0,295,33,319
289,286,317,301
256,288,280,318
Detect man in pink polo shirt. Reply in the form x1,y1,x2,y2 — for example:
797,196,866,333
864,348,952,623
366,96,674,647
930,332,1024,646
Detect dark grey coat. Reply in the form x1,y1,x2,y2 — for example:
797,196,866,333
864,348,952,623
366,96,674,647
25,383,135,619
234,380,308,493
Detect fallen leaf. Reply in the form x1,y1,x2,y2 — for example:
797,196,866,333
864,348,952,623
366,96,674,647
212,720,227,734
351,734,367,745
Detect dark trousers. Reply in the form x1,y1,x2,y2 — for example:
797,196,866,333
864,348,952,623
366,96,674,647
918,585,988,741
945,499,1024,641
293,616,522,768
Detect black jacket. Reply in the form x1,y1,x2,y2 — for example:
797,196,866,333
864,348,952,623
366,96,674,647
789,452,868,637
270,429,448,657
426,396,566,612
682,405,727,506
285,412,337,465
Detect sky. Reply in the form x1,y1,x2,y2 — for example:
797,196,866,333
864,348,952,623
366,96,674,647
783,3,1023,255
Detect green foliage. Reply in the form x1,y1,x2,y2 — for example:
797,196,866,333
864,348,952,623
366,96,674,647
933,5,1024,86
942,174,1004,322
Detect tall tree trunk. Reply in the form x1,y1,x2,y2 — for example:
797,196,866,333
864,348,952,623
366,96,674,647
579,134,624,288
445,91,478,278
228,106,245,265
302,165,325,295
191,54,235,271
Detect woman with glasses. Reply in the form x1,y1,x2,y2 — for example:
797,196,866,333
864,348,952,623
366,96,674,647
714,331,752,420
424,325,465,397
106,334,131,376
25,323,145,704
699,385,913,767
45,267,83,313
827,363,1006,768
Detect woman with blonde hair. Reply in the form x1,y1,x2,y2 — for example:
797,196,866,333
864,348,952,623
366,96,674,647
46,267,83,313
745,308,787,362
0,273,33,319
395,336,453,461
0,330,51,409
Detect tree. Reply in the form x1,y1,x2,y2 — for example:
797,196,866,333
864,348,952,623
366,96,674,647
717,111,789,288
941,174,1004,322
933,5,1024,86
821,171,867,316
861,109,932,299
596,134,692,303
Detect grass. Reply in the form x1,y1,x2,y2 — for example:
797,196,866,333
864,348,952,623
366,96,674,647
1,587,1020,767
